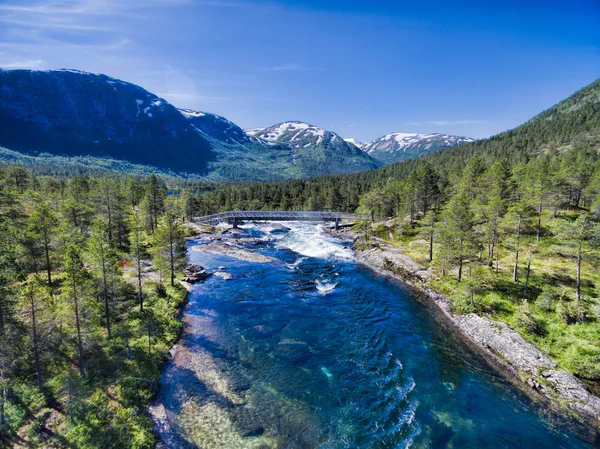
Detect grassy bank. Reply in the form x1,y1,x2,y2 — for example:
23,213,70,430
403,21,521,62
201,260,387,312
358,210,600,387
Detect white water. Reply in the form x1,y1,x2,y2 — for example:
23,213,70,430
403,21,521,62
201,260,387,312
273,222,354,261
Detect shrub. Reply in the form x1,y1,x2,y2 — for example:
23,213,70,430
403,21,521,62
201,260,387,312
556,299,585,324
516,299,538,334
535,286,559,312
564,342,600,380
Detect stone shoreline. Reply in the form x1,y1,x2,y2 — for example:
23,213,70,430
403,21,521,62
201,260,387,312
324,226,600,439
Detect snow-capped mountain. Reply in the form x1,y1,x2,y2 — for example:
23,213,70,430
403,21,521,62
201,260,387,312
179,109,252,145
251,121,339,147
344,137,366,149
358,132,474,164
245,121,381,175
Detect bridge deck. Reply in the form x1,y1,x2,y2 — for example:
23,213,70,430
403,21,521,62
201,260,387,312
193,210,370,225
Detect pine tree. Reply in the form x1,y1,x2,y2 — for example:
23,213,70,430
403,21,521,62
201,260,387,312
63,245,89,379
502,201,534,283
438,192,477,282
88,221,120,339
27,202,59,289
22,275,50,391
151,212,187,287
420,210,438,262
129,211,146,312
0,216,19,336
557,214,600,301
142,174,165,234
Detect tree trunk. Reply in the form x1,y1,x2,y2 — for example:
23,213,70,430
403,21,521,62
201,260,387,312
576,242,582,301
135,227,144,313
495,237,500,273
457,239,463,282
100,243,112,339
71,275,86,379
513,223,521,283
429,231,433,262
524,258,531,294
43,230,52,286
0,384,5,426
30,291,43,392
169,223,175,287
68,378,74,424
105,190,113,242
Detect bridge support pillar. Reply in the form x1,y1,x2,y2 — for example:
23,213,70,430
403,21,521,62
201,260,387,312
335,218,340,230
232,217,238,228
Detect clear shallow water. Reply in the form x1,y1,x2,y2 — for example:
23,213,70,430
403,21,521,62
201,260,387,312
156,223,594,448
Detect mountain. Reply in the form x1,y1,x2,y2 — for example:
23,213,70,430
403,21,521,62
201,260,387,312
358,132,474,164
0,69,215,174
245,121,381,177
0,69,381,181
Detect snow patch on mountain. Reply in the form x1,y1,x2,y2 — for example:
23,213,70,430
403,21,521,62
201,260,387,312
363,132,473,155
344,138,366,149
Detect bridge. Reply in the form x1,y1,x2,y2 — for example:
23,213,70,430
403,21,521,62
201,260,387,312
193,210,371,229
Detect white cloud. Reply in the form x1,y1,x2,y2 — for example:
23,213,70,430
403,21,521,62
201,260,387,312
0,59,43,68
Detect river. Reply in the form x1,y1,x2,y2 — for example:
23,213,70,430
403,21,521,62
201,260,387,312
153,222,592,448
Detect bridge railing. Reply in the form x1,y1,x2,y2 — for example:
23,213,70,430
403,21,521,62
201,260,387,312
193,210,371,225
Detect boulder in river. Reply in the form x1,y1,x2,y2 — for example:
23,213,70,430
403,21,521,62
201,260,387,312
193,242,276,263
214,271,234,281
183,264,211,283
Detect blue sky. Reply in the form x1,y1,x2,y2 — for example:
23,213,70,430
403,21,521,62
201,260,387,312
0,0,598,141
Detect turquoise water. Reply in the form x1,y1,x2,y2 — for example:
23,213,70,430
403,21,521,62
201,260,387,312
156,223,595,448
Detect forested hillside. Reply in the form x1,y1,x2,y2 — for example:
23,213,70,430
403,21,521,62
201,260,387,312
0,168,209,448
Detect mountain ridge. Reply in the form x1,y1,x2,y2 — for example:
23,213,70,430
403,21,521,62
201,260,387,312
0,69,382,180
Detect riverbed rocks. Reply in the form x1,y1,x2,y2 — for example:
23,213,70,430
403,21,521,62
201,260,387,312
275,339,311,362
183,264,211,283
269,224,291,234
234,237,266,245
193,242,276,263
224,227,246,235
214,271,233,281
